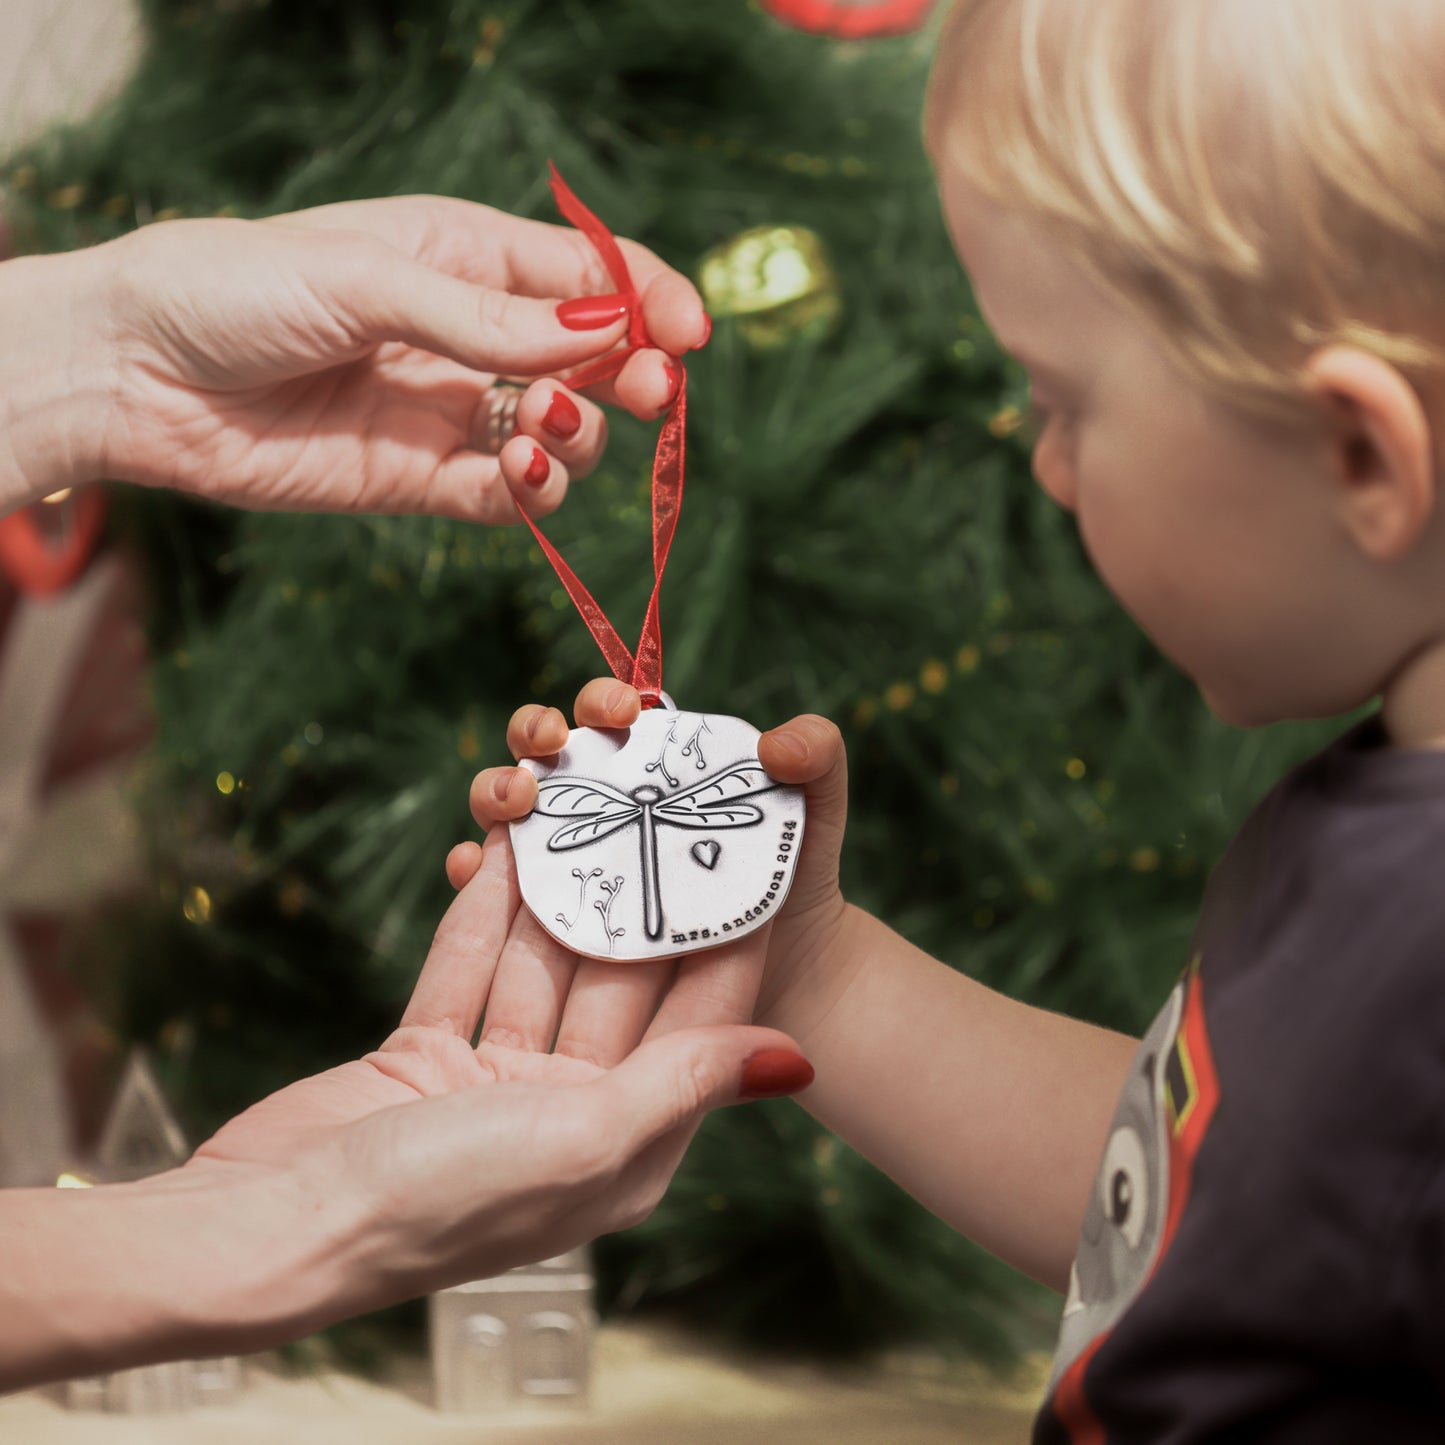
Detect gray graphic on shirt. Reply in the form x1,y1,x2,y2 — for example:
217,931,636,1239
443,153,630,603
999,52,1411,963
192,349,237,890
1049,982,1185,1391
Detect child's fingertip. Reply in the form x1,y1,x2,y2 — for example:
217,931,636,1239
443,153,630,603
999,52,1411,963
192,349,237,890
762,729,809,772
603,683,642,722
446,841,483,889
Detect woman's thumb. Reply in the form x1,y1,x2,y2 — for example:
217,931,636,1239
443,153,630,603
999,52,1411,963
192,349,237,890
593,1026,814,1152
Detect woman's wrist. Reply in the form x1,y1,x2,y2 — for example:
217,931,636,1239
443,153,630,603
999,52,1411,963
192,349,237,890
0,1161,376,1390
0,245,117,514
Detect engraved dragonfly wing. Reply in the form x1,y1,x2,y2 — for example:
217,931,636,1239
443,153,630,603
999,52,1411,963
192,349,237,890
534,777,641,851
652,760,776,830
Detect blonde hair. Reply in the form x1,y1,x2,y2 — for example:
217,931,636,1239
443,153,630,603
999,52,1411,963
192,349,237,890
925,0,1445,416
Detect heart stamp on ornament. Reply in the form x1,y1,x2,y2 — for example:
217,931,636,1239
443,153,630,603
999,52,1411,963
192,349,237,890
691,839,720,870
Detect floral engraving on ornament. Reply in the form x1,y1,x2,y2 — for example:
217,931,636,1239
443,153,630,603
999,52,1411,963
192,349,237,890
691,840,720,870
554,867,604,933
533,762,778,942
593,876,627,952
644,718,681,787
681,718,711,770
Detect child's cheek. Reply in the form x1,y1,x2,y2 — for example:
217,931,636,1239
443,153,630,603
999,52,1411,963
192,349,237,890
1075,469,1195,659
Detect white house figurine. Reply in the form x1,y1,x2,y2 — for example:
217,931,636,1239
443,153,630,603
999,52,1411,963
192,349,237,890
430,1247,595,1412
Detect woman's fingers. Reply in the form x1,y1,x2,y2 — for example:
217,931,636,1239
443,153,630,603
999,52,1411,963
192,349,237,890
481,380,606,478
551,957,674,1070
644,928,771,1040
474,907,580,1054
401,834,520,1037
637,269,710,359
589,1025,813,1153
317,233,633,378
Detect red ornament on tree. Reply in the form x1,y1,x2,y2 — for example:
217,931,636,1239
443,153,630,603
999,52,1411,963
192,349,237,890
759,0,940,39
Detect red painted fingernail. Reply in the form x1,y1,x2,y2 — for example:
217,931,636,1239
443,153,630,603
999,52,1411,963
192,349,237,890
740,1049,815,1100
556,293,630,330
523,446,551,488
542,390,582,439
662,359,683,408
695,312,712,349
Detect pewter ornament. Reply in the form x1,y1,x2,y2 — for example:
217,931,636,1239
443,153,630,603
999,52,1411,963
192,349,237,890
510,707,805,961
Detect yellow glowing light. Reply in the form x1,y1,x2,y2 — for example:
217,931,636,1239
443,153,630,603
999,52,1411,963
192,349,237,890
182,885,213,924
919,659,949,694
56,1172,94,1189
956,644,981,673
883,681,915,712
989,404,1024,438
1130,848,1161,873
215,771,236,795
1066,758,1087,780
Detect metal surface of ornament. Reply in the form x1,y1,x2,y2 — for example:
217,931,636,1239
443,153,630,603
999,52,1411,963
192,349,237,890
511,707,805,962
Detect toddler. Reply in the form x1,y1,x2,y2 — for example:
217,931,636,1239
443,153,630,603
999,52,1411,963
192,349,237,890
472,1,1445,1438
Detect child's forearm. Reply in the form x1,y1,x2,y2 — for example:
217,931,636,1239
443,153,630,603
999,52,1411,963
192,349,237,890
781,904,1136,1294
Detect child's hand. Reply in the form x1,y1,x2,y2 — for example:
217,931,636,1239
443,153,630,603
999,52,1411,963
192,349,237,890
464,681,851,1039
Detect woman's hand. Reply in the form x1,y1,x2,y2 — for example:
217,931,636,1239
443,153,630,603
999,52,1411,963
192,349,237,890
466,681,855,1042
0,831,807,1390
0,195,706,519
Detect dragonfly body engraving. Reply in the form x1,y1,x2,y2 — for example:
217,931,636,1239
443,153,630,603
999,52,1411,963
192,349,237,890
534,761,777,941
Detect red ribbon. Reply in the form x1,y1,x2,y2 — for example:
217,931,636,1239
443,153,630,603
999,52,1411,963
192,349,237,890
0,487,106,597
512,165,689,710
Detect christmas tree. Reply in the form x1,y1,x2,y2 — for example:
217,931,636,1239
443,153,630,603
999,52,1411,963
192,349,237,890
4,0,1346,1364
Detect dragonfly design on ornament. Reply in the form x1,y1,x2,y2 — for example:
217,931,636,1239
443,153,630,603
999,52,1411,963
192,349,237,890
533,761,778,941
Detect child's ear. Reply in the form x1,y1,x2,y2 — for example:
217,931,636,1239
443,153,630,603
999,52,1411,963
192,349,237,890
1304,346,1435,563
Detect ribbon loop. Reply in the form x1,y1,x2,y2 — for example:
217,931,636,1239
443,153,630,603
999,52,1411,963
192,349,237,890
510,167,691,709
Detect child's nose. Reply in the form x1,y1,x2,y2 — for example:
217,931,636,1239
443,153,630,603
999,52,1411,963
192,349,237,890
1032,451,1077,512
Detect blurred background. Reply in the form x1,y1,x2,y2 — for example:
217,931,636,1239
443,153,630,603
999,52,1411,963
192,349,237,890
0,0,1342,1439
